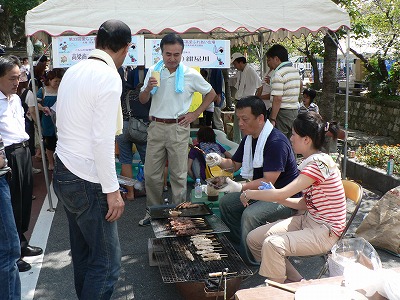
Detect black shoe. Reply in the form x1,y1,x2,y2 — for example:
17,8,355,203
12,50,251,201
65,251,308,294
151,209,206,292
17,259,31,272
21,245,43,257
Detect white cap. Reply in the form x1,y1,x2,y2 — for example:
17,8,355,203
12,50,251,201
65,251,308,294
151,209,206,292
231,52,245,64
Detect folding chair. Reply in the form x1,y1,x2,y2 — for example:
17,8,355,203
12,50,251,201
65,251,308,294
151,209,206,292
290,179,364,279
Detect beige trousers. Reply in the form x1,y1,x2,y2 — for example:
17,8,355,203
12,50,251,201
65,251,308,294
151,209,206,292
247,213,339,280
144,121,189,206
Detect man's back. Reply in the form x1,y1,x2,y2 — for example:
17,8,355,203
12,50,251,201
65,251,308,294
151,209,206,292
56,58,121,189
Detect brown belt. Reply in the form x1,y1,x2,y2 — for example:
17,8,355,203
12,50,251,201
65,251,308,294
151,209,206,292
150,116,184,124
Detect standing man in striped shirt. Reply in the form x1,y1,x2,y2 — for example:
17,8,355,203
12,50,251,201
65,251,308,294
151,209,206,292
267,44,301,139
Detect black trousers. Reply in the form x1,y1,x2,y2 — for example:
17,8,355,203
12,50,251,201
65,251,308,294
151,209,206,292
5,145,33,248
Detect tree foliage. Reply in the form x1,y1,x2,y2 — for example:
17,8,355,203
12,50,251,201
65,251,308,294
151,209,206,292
0,0,41,47
348,0,400,96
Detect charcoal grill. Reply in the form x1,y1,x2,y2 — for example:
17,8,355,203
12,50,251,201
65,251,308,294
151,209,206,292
152,233,253,282
151,233,253,300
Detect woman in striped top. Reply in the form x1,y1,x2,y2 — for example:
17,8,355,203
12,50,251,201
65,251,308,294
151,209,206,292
241,111,346,283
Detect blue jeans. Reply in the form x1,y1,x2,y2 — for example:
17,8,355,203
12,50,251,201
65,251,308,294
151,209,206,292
0,175,21,300
219,192,294,265
53,156,121,300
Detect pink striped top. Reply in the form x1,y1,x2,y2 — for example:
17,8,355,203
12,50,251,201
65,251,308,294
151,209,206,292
301,163,347,236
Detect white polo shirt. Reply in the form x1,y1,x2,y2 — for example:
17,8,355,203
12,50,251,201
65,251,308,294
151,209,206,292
142,64,212,119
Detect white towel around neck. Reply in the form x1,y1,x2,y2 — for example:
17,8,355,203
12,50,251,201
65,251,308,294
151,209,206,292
241,120,273,180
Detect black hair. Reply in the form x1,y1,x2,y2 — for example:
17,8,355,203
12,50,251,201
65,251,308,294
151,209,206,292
235,96,267,120
200,69,208,79
44,68,64,86
293,112,340,150
96,19,132,53
303,88,317,102
326,121,341,140
197,127,216,143
160,33,184,52
266,44,289,62
234,56,247,64
0,55,21,77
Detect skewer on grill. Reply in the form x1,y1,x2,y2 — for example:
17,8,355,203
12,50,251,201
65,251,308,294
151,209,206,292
184,249,195,261
195,244,222,250
201,253,228,258
195,249,223,255
201,253,227,261
190,234,216,240
175,201,202,209
208,271,237,278
192,241,221,247
168,210,182,217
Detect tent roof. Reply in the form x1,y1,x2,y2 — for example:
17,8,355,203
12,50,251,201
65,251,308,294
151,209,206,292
25,0,350,44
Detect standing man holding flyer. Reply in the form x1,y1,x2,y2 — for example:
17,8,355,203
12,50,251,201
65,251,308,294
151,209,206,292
53,20,129,299
139,33,216,226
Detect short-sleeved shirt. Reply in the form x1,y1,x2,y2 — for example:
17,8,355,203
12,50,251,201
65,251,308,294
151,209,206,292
232,128,299,190
298,102,319,114
270,62,301,109
301,160,346,236
141,64,212,119
235,64,262,100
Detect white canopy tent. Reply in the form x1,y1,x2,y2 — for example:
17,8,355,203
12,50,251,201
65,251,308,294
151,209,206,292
25,0,351,209
26,0,349,42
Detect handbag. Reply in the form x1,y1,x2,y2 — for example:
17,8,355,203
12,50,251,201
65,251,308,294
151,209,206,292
125,90,148,144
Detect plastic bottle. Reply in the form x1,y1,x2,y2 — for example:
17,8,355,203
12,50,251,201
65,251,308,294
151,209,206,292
387,155,394,175
194,178,202,198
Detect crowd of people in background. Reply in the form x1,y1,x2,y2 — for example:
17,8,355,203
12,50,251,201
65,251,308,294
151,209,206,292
0,18,343,299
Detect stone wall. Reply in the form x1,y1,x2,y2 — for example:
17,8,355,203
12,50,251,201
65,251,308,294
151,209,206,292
332,94,400,142
346,159,400,194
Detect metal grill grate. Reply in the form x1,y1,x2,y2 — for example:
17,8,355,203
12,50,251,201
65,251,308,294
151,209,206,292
152,233,253,283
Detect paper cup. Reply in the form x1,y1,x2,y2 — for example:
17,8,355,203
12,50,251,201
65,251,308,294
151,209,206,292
151,71,160,86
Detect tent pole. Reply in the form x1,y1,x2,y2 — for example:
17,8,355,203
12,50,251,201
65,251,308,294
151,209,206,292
342,29,350,179
259,33,264,77
27,37,55,212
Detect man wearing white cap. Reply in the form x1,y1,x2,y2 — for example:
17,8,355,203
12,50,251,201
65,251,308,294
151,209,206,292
230,52,262,143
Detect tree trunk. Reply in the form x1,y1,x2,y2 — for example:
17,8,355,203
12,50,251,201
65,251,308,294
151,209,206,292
320,32,338,122
309,57,322,90
0,9,12,47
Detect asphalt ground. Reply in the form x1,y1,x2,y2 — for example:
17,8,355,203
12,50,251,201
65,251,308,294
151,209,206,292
24,181,400,300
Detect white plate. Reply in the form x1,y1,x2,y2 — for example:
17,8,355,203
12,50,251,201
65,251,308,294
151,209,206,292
295,284,367,300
